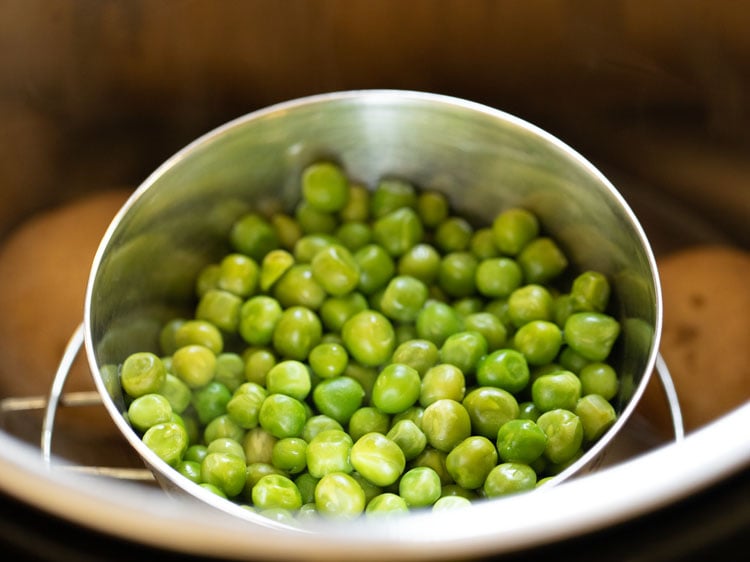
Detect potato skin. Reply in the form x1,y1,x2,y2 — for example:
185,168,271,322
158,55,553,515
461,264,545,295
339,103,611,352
638,245,750,436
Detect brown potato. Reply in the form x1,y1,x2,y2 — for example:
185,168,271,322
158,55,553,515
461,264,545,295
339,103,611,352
637,245,750,436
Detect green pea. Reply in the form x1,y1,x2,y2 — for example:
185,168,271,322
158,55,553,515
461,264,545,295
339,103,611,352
354,244,396,295
301,414,343,442
416,190,449,228
348,407,390,442
204,414,245,444
184,444,208,464
496,419,547,464
518,401,542,422
335,222,371,252
469,228,499,260
251,473,302,510
121,352,167,398
312,376,365,425
366,493,409,516
514,320,563,366
243,347,276,386
570,270,611,313
373,207,424,257
196,289,242,333
270,213,303,252
176,460,202,484
532,370,582,412
293,233,337,263
311,244,360,297
195,264,220,298
273,264,326,310
415,300,464,347
380,275,429,324
191,381,231,424
453,297,484,317
439,331,487,377
158,373,192,414
575,394,617,442
341,310,395,367
433,495,472,511
508,284,554,328
214,353,246,392
174,320,223,355
386,419,427,461
350,471,383,505
306,429,354,478
207,437,246,461
258,394,307,439
463,386,520,440
578,362,619,401
371,363,421,414
271,437,308,474
420,364,466,407
434,216,473,253
492,208,539,256
172,345,216,389
463,312,508,351
338,183,370,223
476,349,529,393
244,462,285,492
518,237,568,284
437,252,478,298
392,406,424,429
319,292,369,333
563,312,621,362
341,362,378,403
483,462,537,497
553,293,576,328
475,257,523,299
305,342,348,380
391,338,439,377
411,447,452,486
294,473,320,505
217,253,259,298
537,408,584,464
266,360,311,401
295,200,337,235
230,213,279,261
128,393,173,432
315,471,366,519
421,399,472,452
558,346,591,374
260,249,295,292
142,422,188,467
445,435,498,490
350,432,406,487
371,178,417,218
397,243,441,285
272,306,322,361
239,295,283,347
399,466,442,508
301,161,349,213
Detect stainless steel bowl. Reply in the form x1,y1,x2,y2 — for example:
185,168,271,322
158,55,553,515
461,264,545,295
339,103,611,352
85,90,663,525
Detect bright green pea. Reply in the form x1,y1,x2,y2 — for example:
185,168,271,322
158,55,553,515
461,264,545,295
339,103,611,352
319,292,369,333
558,346,591,374
416,190,449,228
476,349,529,393
463,312,508,351
492,208,539,256
244,462,285,493
563,312,621,362
575,394,617,442
302,161,349,213
433,495,472,511
184,444,208,464
266,360,311,401
439,331,487,376
380,275,429,324
243,347,276,386
199,483,227,498
191,381,232,424
350,432,406,487
463,386,520,440
483,462,537,497
437,252,479,298
532,370,582,412
341,310,395,367
513,320,563,366
507,284,554,328
372,207,424,257
172,345,216,389
201,452,247,498
445,435,498,490
271,437,308,474
307,342,349,379
312,376,365,425
128,393,173,432
348,407,390,442
295,200,337,235
301,414,343,442
469,228,499,260
311,244,360,297
371,178,417,218
306,429,354,478
392,406,424,429
213,353,245,393
416,300,464,347
570,270,611,312
158,373,191,414
421,399,472,453
273,264,326,310
203,414,245,444
260,249,295,292
411,447,451,486
371,363,421,414
354,244,396,295
272,306,322,361
386,419,426,461
252,474,303,511
397,243,441,285
142,422,188,467
176,460,202,484
366,493,409,516
239,296,283,346
434,216,473,253
258,394,307,439
578,362,619,401
174,320,223,355
420,364,466,407
475,257,523,298
537,408,584,464
243,427,278,465
315,471,366,519
207,437,246,461
230,213,279,261
270,213,303,252
399,466,441,508
335,221,372,252
496,419,548,464
518,401,542,421
391,339,439,377
196,289,242,333
121,352,167,398
518,237,568,284
338,183,370,223
293,233,337,263
217,253,259,298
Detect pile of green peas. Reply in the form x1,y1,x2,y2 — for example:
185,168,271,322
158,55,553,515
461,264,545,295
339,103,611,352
117,161,622,522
